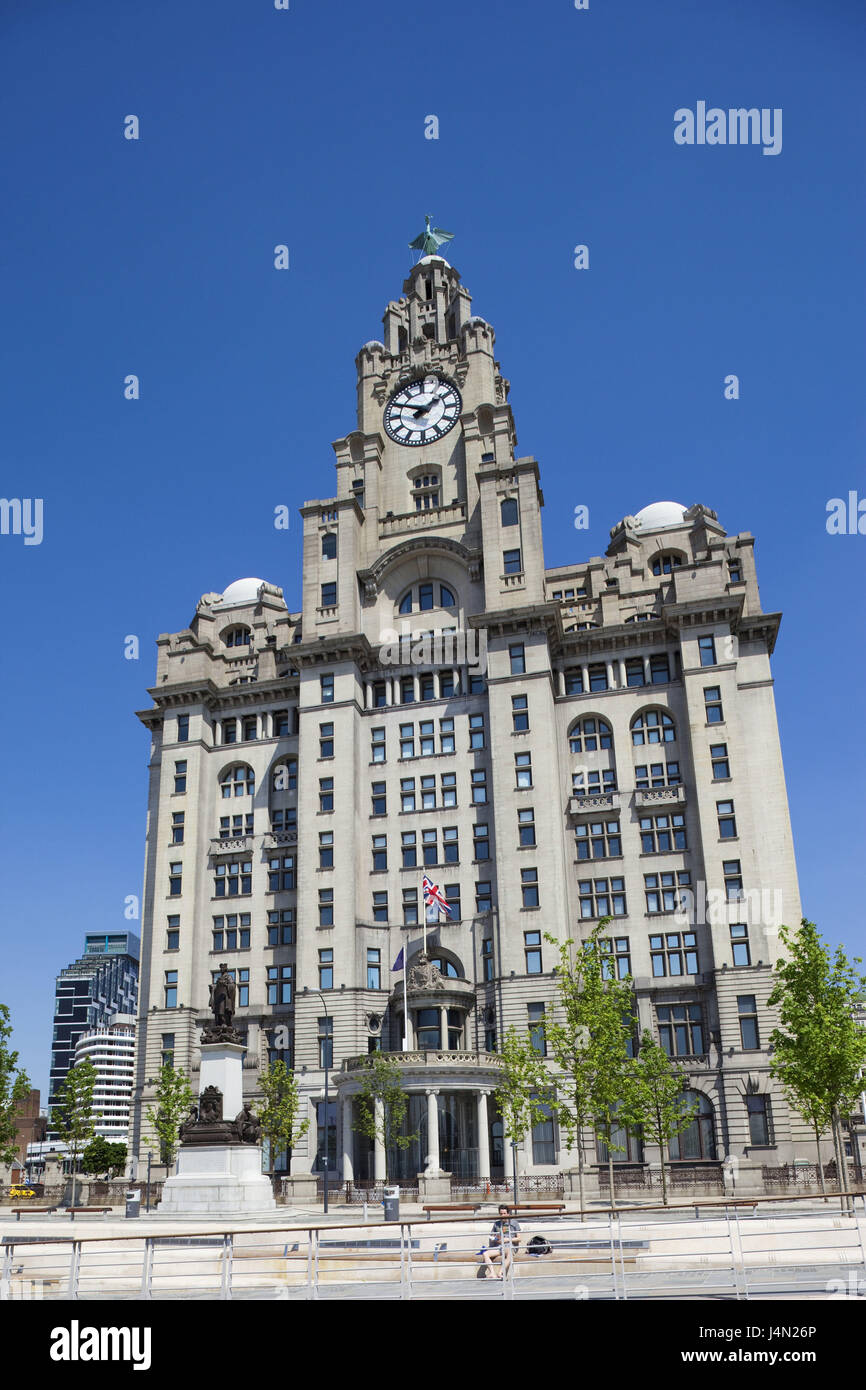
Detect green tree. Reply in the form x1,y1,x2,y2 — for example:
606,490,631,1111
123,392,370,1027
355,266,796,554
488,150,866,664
81,1137,127,1179
145,1063,195,1169
495,1026,550,1206
621,1031,698,1207
0,1003,31,1169
52,1057,97,1207
256,1059,309,1181
543,925,636,1210
352,1053,418,1178
767,920,866,1207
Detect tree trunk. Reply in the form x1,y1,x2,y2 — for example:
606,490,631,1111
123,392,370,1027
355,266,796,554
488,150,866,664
660,1148,669,1207
577,1134,586,1211
814,1123,827,1201
831,1109,852,1212
607,1139,616,1211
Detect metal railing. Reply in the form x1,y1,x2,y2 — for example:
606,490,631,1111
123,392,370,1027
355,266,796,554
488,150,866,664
2,1193,865,1302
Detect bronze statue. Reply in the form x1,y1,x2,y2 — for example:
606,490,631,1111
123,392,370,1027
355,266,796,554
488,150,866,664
235,1103,262,1145
178,1103,198,1143
209,963,236,1027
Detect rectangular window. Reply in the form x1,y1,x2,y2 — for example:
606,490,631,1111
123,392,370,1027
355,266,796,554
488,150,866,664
171,811,185,844
419,720,435,756
511,694,529,731
634,761,680,790
319,722,334,758
319,831,334,869
169,862,182,897
625,658,645,687
223,719,238,745
440,772,457,807
371,726,386,762
320,673,335,704
212,913,251,952
717,799,737,839
639,812,687,853
267,855,295,892
710,743,730,779
367,949,381,990
528,1003,546,1056
401,831,417,869
371,781,387,816
468,673,485,694
476,880,492,916
372,681,387,708
518,807,536,847
730,923,750,967
515,751,533,788
269,808,295,837
267,964,293,1005
164,971,178,1009
724,859,743,901
318,891,334,929
372,890,389,923
746,1095,771,1145
698,635,717,667
473,823,490,860
509,643,525,675
372,834,387,872
321,584,337,608
565,670,584,695
177,715,189,742
532,1103,556,1165
166,915,180,952
419,673,435,701
588,663,608,692
524,930,542,974
738,994,760,1049
319,777,334,812
469,713,486,749
161,1033,175,1068
442,826,459,864
649,930,698,976
600,937,631,981
657,1004,704,1058
174,760,187,794
728,559,743,583
574,818,621,860
266,910,293,946
650,653,670,684
220,813,254,840
273,708,290,736
572,768,617,797
439,717,455,753
444,883,461,923
471,769,488,804
318,948,334,989
503,548,522,575
318,1018,334,1070
401,778,416,812
422,828,438,867
578,876,627,919
242,716,257,742
403,888,418,925
420,774,436,809
704,686,724,724
644,870,691,915
400,676,415,704
400,722,415,758
481,937,494,981
439,671,455,698
521,867,539,909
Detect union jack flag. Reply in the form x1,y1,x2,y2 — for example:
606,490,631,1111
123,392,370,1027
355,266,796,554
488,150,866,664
422,874,452,920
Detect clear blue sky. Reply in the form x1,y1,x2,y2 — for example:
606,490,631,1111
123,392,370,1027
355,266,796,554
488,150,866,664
2,0,864,1096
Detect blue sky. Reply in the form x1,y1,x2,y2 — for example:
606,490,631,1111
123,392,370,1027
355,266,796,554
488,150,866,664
2,0,864,1095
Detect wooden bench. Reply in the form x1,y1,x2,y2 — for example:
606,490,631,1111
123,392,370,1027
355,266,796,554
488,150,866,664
503,1203,566,1215
61,1207,114,1220
422,1203,483,1221
10,1206,57,1221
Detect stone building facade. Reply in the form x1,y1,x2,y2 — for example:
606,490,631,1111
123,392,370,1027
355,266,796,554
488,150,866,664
129,254,810,1190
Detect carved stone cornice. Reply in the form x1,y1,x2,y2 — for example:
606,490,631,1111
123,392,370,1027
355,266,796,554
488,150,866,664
358,535,480,600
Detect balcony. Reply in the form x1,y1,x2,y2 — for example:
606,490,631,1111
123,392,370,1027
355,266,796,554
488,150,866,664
336,1051,504,1089
264,829,298,849
209,835,254,855
635,785,686,809
379,500,466,541
568,791,622,816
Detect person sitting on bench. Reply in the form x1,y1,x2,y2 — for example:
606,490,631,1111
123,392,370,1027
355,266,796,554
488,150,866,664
482,1205,521,1279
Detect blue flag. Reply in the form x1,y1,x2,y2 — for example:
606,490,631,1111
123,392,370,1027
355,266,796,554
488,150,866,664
392,947,405,972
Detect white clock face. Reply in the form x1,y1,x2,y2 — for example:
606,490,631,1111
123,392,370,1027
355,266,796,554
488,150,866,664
383,374,462,446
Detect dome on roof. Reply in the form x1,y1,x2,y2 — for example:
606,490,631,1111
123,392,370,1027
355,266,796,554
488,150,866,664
417,254,451,268
361,340,385,351
219,577,266,607
633,501,688,531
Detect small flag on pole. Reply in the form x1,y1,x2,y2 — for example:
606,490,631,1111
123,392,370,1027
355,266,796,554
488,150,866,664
423,874,452,920
392,947,405,972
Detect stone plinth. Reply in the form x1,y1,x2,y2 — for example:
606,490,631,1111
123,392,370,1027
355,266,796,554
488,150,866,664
158,1144,276,1216
199,1042,245,1119
417,1172,452,1200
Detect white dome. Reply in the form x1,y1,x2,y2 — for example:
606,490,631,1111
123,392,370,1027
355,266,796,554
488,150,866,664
219,577,266,607
633,501,688,531
418,254,451,268
361,340,384,351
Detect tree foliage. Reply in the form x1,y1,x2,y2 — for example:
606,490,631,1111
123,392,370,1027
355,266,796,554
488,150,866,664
621,1031,697,1206
256,1059,309,1176
352,1053,418,1173
0,1003,31,1169
495,1026,550,1146
145,1063,195,1167
81,1137,127,1178
52,1057,97,1166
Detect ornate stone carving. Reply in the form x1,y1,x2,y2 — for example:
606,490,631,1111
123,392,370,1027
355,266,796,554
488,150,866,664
407,952,444,991
198,1086,223,1124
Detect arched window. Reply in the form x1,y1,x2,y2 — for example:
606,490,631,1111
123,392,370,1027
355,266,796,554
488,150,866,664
668,1092,716,1161
321,532,337,560
631,709,676,746
412,473,440,510
271,759,297,794
625,612,659,623
500,497,519,527
397,581,458,614
223,626,251,648
429,956,460,978
220,764,255,799
650,553,683,577
569,717,613,753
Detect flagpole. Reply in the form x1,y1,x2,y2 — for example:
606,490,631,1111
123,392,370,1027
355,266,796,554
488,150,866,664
402,937,409,1052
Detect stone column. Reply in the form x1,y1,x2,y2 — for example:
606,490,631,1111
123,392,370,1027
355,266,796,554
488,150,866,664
477,1091,491,1181
440,1006,448,1050
342,1096,354,1183
581,663,590,692
606,660,614,689
618,659,627,688
373,1097,386,1180
643,656,651,684
364,683,372,710
426,1089,440,1171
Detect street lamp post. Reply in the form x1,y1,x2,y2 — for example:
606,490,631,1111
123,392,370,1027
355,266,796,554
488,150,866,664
315,990,331,1215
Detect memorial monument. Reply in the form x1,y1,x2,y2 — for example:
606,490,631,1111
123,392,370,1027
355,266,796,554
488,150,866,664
157,964,277,1215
